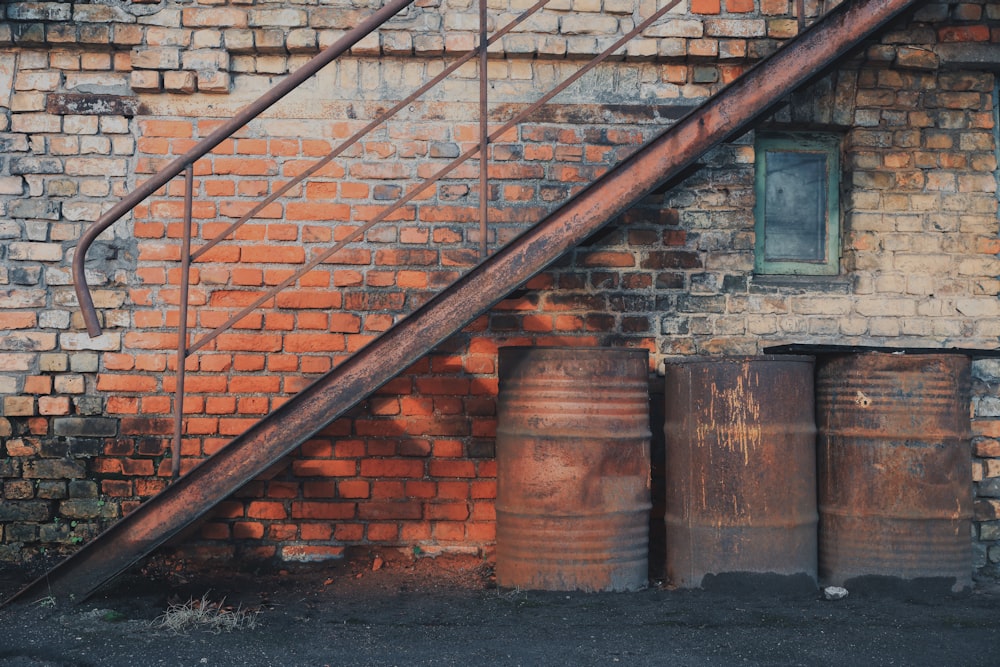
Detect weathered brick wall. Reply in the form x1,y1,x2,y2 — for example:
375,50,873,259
0,0,817,95
2,0,1000,579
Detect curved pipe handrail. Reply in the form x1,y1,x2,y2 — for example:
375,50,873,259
72,0,416,338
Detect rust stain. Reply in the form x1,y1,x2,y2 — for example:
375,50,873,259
816,352,973,590
495,347,651,592
664,356,817,588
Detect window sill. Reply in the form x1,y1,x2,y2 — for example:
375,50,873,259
749,273,852,294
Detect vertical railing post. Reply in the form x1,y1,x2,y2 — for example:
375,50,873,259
478,0,489,259
172,165,194,480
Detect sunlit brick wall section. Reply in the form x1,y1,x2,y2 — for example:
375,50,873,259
172,44,1000,570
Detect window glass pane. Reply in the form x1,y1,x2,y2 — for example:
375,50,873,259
763,150,827,262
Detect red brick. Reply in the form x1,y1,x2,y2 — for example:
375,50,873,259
302,481,336,498
285,202,350,221
121,458,155,476
938,25,991,42
429,460,477,478
368,440,397,457
275,291,341,309
269,524,298,541
467,522,496,542
371,480,406,498
333,439,366,458
338,480,370,499
293,459,357,477
415,377,470,396
470,502,495,521
301,523,333,541
102,480,133,497
267,482,298,499
366,523,400,541
432,440,465,458
691,0,721,12
433,522,465,541
3,312,37,329
234,354,266,371
426,503,470,521
300,439,334,457
140,119,193,138
396,271,427,289
233,522,265,539
135,479,168,496
297,312,328,330
402,480,435,499
398,439,432,457
96,374,158,392
215,333,283,352
183,417,219,435
359,501,422,520
471,480,497,499
246,500,286,520
260,313,293,333
229,376,280,393
399,396,434,416
201,522,231,540
437,481,470,499
284,333,345,352
401,522,432,541
107,396,139,415
332,523,363,541
213,501,245,519
580,251,635,268
291,501,356,519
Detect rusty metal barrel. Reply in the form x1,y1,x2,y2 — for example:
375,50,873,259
816,352,973,591
663,356,818,589
495,346,652,592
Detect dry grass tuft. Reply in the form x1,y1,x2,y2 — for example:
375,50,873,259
152,593,260,634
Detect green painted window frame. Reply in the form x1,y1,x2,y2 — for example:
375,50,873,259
753,133,841,276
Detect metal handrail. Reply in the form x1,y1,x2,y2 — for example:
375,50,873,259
72,0,416,338
72,0,710,478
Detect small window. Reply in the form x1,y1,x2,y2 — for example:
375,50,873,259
753,133,841,275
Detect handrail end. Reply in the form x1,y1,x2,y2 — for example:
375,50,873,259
73,276,104,339
84,317,103,339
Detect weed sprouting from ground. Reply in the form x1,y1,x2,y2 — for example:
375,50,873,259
31,595,56,609
152,593,260,634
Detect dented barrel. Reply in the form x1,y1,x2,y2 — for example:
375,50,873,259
663,356,818,589
816,352,973,591
495,347,652,592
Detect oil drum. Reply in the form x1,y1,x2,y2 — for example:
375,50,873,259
663,356,818,589
816,352,972,591
495,346,652,592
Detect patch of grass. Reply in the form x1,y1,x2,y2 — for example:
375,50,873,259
152,593,260,635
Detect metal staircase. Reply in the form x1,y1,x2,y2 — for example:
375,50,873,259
4,0,920,606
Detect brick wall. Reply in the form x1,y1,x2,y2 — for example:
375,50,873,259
2,0,1000,579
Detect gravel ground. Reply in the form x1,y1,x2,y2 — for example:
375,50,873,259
1,553,998,667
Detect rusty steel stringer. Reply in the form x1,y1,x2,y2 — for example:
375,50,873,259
3,0,920,607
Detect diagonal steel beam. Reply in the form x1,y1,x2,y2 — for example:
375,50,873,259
4,0,920,606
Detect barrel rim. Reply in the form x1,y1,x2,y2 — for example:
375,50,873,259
499,345,650,355
662,354,815,365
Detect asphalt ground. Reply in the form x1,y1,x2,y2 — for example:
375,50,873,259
1,554,998,667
